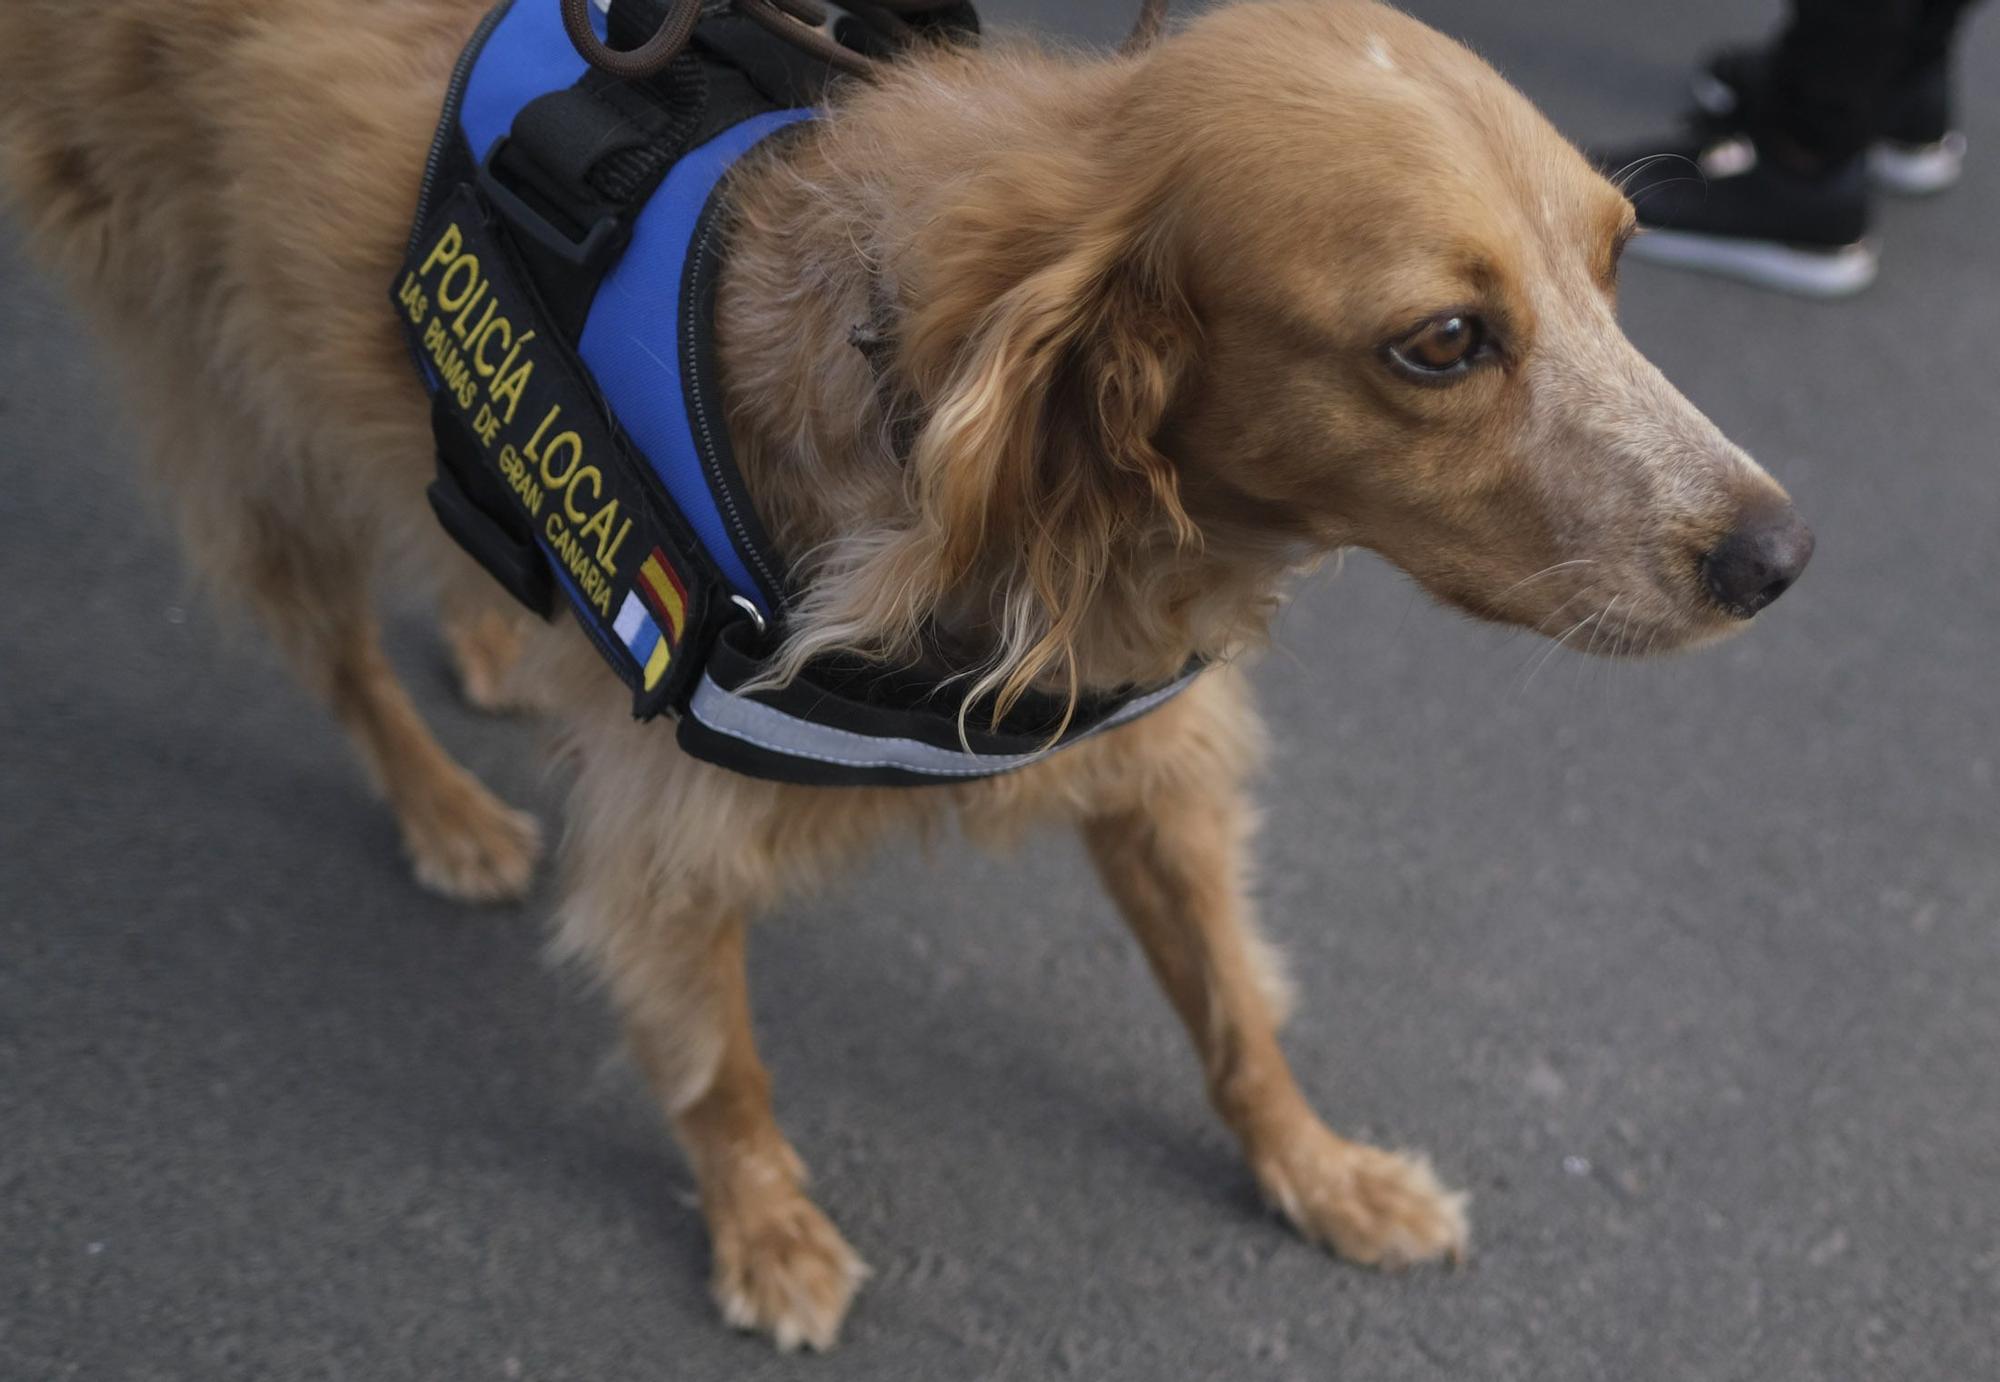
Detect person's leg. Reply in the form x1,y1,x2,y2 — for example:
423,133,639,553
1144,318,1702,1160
1865,0,1986,188
1907,0,1983,74
1764,0,1924,165
1696,0,1986,191
1602,0,1986,290
1596,1,1942,294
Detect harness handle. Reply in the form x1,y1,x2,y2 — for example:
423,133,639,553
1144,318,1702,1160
559,0,700,81
561,0,1171,82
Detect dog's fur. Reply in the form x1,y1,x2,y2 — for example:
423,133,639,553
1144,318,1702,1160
1,0,1802,1350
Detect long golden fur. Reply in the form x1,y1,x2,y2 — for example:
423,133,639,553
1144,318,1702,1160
1,0,1806,1350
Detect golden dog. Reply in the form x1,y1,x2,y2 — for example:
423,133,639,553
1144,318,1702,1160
0,0,1811,1350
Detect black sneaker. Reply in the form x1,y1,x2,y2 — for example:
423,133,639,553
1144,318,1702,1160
1693,45,1966,195
1599,131,1876,297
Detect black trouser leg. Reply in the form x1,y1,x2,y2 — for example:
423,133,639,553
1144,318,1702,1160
1766,0,1985,162
1906,0,1981,74
1767,0,1923,163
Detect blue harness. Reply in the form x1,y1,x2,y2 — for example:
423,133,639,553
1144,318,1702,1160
397,0,1194,785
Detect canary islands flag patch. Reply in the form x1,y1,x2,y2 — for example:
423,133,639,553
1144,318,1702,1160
614,591,671,691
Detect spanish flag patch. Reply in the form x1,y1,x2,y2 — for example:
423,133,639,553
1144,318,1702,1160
636,549,689,644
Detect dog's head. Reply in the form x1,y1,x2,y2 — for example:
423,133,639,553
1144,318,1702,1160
824,0,1810,707
1140,0,1813,659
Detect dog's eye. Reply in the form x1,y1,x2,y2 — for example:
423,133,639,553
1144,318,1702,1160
1386,314,1489,379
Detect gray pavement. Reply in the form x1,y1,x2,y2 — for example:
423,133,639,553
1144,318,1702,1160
4,2,1998,1379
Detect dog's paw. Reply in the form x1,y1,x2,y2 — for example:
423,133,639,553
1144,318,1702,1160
400,770,543,903
711,1194,869,1353
1254,1126,1469,1269
445,609,543,715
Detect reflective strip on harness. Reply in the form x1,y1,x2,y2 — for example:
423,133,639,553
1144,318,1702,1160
686,671,1200,782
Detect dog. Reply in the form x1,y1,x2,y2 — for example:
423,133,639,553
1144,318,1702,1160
0,0,1812,1351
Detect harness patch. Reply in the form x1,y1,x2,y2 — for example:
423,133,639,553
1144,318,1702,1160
398,185,710,709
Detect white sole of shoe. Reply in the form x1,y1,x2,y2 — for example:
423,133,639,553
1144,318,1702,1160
1867,132,1967,195
1625,230,1879,298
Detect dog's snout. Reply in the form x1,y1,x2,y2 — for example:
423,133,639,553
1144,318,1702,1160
1703,503,1814,618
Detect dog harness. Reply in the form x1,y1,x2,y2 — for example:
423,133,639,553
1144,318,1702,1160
395,0,1195,786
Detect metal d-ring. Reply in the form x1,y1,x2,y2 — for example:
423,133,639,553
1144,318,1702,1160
730,594,770,637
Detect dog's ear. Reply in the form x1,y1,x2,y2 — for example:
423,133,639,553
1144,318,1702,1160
896,146,1200,721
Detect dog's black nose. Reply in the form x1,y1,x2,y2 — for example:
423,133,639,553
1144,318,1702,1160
1703,504,1814,617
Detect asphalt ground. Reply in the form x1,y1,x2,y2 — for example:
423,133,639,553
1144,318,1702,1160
3,2,1997,1379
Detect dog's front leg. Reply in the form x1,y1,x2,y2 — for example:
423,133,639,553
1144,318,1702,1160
557,762,893,1351
619,911,868,1352
1081,781,1470,1269
437,557,549,716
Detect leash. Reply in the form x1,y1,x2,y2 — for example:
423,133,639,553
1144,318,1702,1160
559,0,1171,82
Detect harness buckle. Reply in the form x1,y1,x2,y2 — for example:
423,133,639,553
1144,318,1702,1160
477,137,626,272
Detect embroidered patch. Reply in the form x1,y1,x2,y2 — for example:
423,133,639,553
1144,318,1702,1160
394,185,718,714
637,549,690,645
